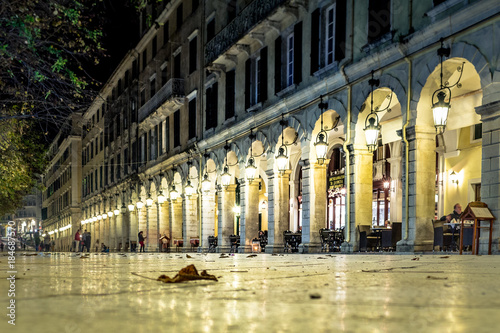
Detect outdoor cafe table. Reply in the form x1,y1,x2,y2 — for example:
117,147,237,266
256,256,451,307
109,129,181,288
371,227,390,251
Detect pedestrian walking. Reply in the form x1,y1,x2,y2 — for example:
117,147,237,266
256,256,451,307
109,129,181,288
74,230,81,253
51,238,55,252
138,231,146,252
85,231,91,252
0,242,4,251
82,230,88,252
44,234,51,252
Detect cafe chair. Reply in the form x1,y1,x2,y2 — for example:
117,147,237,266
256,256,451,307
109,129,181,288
381,230,393,251
391,222,402,249
208,236,217,253
432,220,452,252
461,227,473,252
229,235,240,253
319,228,330,252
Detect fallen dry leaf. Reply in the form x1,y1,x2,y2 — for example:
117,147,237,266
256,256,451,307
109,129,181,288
186,254,192,258
247,254,257,258
427,275,448,280
157,264,218,283
411,257,420,261
440,256,450,258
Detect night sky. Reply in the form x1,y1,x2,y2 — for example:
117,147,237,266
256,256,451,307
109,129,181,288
90,0,140,84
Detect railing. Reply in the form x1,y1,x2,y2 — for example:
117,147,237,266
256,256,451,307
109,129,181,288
205,0,286,64
138,78,184,123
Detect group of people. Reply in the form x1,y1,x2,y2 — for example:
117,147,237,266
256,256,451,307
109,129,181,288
74,229,91,253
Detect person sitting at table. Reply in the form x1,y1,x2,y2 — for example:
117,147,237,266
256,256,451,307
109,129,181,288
384,220,391,228
440,203,462,230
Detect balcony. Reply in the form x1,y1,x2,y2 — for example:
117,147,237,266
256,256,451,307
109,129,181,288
205,0,287,64
138,78,185,123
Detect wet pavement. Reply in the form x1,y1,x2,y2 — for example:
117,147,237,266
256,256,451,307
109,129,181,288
1,252,499,332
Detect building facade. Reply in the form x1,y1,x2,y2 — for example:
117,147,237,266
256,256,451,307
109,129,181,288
42,0,500,254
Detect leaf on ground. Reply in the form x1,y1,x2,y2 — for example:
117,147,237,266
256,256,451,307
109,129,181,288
317,257,327,259
427,275,448,280
310,293,322,299
157,264,218,283
440,256,450,258
186,254,192,258
247,254,257,258
411,257,420,261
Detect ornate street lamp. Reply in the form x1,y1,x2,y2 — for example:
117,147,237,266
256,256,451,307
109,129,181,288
201,172,211,192
314,98,329,164
221,165,231,187
185,180,195,197
136,198,144,210
157,190,166,204
246,130,257,183
170,185,179,201
146,194,154,207
432,38,465,134
364,71,391,152
276,114,289,173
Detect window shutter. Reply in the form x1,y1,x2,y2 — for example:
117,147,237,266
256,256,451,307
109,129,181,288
260,47,268,102
335,0,347,61
274,36,282,94
311,9,320,74
293,22,302,84
245,58,251,109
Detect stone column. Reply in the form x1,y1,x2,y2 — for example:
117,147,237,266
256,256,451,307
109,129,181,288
218,184,236,253
183,194,198,252
397,126,435,252
304,161,328,253
109,214,116,252
171,198,183,241
344,145,373,252
387,156,403,223
299,159,311,251
264,168,276,253
267,170,291,253
201,190,216,251
146,203,158,252
129,210,138,252
159,202,170,250
121,211,129,252
476,101,500,253
241,180,259,253
138,207,147,250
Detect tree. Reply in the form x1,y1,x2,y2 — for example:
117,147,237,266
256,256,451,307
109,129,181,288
0,0,106,215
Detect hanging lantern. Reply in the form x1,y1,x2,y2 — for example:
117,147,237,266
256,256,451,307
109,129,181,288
276,145,289,173
114,208,120,216
432,90,450,134
128,200,135,212
170,185,179,201
364,113,380,152
136,198,144,210
146,195,154,207
185,180,195,197
314,131,328,164
221,165,231,187
102,213,107,220
107,211,114,217
431,38,464,134
157,191,166,204
201,173,211,192
246,156,257,182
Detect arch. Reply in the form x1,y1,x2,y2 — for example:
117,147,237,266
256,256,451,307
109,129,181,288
410,41,492,119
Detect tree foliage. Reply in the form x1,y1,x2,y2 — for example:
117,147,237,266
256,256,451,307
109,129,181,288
0,0,107,215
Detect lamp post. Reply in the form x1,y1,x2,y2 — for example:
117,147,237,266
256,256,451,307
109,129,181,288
315,98,329,164
246,130,257,183
363,71,390,152
431,39,465,134
276,114,289,173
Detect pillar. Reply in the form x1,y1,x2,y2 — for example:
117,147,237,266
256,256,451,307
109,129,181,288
303,161,328,253
146,203,158,252
476,101,500,253
344,145,373,252
171,198,183,241
266,170,291,253
241,179,259,253
218,184,236,252
129,210,138,252
397,126,435,252
264,167,276,253
201,190,216,251
387,156,403,223
159,202,170,249
183,194,198,252
121,211,129,252
137,207,147,249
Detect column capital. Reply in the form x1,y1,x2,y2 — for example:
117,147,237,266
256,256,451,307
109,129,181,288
224,184,238,192
277,169,292,179
476,100,500,121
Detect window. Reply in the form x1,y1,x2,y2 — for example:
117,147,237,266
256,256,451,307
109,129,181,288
192,0,199,13
161,64,168,85
140,135,146,164
163,22,169,45
189,36,197,74
140,90,146,107
325,4,335,66
189,98,196,139
368,0,391,43
150,77,156,97
174,53,181,78
174,111,180,147
163,117,170,154
95,169,98,191
110,158,114,183
142,49,147,70
152,36,157,58
286,34,294,87
245,47,267,108
207,19,215,41
176,4,183,30
100,166,102,189
225,70,235,120
116,153,121,180
474,123,482,141
100,133,103,151
124,148,129,175
206,83,218,130
228,0,236,23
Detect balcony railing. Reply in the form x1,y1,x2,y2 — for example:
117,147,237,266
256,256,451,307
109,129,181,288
138,78,185,123
205,0,286,64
